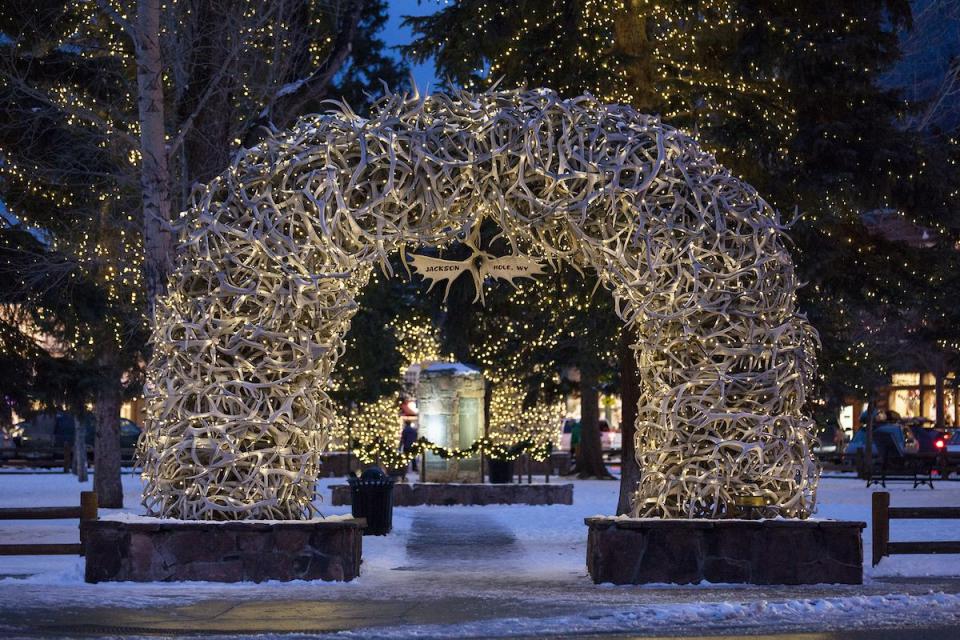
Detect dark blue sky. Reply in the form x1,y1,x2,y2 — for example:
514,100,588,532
382,0,441,91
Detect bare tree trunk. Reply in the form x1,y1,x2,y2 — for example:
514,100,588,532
73,413,88,483
177,2,239,186
136,0,173,313
94,346,124,508
612,2,656,112
578,366,613,479
617,331,640,514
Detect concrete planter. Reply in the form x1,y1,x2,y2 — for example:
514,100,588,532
585,517,865,585
82,516,365,583
331,482,573,506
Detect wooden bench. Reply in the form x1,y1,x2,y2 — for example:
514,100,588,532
871,491,960,566
0,491,97,555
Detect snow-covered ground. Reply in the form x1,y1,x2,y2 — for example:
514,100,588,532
0,471,959,637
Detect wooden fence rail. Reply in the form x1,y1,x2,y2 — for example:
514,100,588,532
872,491,960,566
0,491,97,556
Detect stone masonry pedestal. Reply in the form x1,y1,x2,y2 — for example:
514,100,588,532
82,517,365,583
586,517,865,585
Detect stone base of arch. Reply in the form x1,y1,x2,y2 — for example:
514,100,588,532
82,516,365,583
585,517,865,585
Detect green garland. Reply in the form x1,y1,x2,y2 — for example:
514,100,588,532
349,435,554,470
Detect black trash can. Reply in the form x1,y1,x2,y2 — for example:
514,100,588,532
487,458,514,484
348,467,395,535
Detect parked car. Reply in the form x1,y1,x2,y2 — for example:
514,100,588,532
844,422,919,460
560,418,622,452
13,412,142,461
15,412,93,459
0,430,16,460
903,422,947,456
944,430,960,464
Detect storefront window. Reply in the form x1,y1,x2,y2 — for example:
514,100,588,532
891,372,921,386
945,389,957,426
922,388,937,421
889,388,921,417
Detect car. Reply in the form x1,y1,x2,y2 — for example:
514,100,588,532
904,423,947,456
0,429,16,460
844,421,950,462
14,412,142,461
945,430,960,464
560,418,622,453
844,422,919,460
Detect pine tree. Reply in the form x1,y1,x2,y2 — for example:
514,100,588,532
0,0,405,503
406,0,960,490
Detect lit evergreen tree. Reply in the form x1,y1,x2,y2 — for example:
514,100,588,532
0,0,405,503
405,0,960,422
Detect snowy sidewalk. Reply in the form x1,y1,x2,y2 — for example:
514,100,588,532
1,473,960,638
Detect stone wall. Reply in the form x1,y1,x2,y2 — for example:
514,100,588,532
585,517,865,585
318,452,358,477
331,482,573,507
82,517,364,583
522,452,572,477
417,364,485,482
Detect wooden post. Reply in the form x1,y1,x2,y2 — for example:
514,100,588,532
872,491,889,567
63,444,72,474
420,450,427,483
79,491,98,557
80,491,98,521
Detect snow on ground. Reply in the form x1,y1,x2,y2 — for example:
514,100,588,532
0,470,959,637
1,470,958,581
314,593,960,639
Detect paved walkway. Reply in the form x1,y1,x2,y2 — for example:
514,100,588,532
405,511,517,565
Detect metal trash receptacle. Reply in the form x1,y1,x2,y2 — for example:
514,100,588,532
348,467,395,535
487,458,514,484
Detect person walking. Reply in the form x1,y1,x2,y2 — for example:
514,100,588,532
400,421,419,472
570,419,582,473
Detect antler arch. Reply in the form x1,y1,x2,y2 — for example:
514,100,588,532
139,88,819,520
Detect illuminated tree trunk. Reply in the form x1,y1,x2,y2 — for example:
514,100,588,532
136,0,173,312
617,330,641,514
612,2,655,112
94,347,123,508
578,365,612,479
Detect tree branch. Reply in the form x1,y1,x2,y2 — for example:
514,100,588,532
242,0,364,147
93,0,139,44
167,2,282,158
2,73,139,148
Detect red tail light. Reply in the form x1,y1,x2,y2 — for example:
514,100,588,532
935,440,945,449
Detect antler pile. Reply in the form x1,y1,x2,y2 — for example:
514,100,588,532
139,87,819,520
